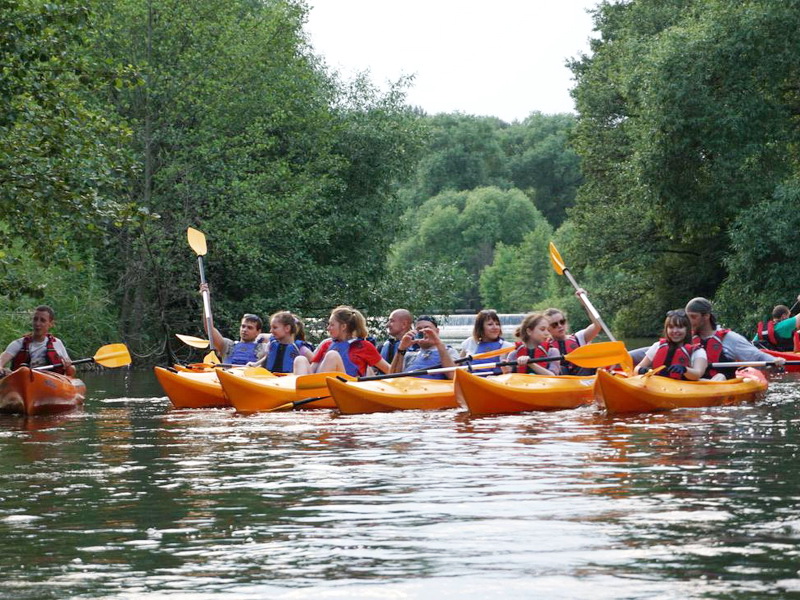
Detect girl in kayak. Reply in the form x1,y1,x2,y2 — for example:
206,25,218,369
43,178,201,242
544,299,602,376
635,309,707,380
294,306,390,377
459,310,515,373
250,312,314,373
506,312,559,375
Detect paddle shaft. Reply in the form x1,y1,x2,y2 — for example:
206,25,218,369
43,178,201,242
711,360,800,368
197,256,216,354
34,357,93,372
561,267,616,342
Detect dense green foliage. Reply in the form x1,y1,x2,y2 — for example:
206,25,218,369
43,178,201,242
569,0,800,334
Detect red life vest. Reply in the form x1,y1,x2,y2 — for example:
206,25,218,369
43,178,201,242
652,338,694,380
546,335,582,375
11,334,65,374
693,328,730,379
755,320,796,352
515,344,550,374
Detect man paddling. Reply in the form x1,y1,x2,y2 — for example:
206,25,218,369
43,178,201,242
198,284,267,365
685,297,785,380
0,305,75,377
752,296,800,352
379,308,414,363
390,315,459,380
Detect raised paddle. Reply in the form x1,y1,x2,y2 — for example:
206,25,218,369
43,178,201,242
176,333,210,348
34,343,132,371
188,227,217,357
549,242,616,342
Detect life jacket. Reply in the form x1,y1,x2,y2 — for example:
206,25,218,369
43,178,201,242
755,320,798,352
652,338,694,380
381,338,400,363
694,328,731,379
265,339,305,373
327,339,362,377
471,338,509,375
405,348,450,380
514,344,550,374
227,341,259,365
545,335,586,376
11,334,65,374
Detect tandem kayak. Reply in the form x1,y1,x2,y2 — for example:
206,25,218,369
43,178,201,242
453,369,595,415
154,365,231,409
595,367,768,415
0,367,86,416
761,348,800,373
215,369,336,413
326,375,457,414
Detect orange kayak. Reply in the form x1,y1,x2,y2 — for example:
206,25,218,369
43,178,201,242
595,367,769,415
0,367,86,416
454,369,595,415
215,369,336,413
326,375,457,414
154,365,232,409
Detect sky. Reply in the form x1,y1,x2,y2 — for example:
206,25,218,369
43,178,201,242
304,0,599,123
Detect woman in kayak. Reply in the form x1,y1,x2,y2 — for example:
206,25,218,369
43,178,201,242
294,305,390,377
635,309,707,380
459,310,515,372
506,312,559,375
249,311,315,373
544,297,602,376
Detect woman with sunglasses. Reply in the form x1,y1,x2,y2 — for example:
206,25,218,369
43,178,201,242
634,310,707,380
543,293,602,375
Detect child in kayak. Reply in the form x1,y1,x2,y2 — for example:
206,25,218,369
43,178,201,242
294,305,390,377
635,309,707,380
250,311,314,373
459,310,515,371
506,312,559,375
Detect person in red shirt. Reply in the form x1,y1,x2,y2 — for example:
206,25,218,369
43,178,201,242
294,306,390,377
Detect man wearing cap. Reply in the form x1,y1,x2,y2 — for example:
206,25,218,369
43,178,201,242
685,297,785,380
390,315,459,380
379,309,414,363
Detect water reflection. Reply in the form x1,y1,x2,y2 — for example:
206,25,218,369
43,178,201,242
0,371,798,598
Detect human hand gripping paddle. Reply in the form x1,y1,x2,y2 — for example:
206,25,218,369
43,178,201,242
269,342,629,412
33,343,132,372
549,242,616,342
187,227,217,359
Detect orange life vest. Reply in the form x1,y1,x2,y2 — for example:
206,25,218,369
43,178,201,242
652,338,694,380
11,334,65,374
515,344,550,374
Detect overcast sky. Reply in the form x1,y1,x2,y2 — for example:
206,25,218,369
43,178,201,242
304,0,599,122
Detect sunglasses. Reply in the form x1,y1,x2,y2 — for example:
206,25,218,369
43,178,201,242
666,309,686,317
549,319,567,327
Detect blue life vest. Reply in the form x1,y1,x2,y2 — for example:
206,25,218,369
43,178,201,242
266,339,301,373
405,348,450,380
381,338,400,363
470,339,509,375
328,339,362,377
227,341,259,365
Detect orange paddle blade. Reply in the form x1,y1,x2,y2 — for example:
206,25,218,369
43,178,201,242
549,241,566,275
93,344,132,368
564,341,628,368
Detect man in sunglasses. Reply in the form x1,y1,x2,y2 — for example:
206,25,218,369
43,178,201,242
685,297,785,380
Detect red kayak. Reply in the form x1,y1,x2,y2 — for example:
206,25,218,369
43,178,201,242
761,348,800,373
0,367,86,416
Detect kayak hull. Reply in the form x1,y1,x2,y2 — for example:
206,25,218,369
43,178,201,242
216,369,336,412
0,367,86,416
454,370,595,415
326,376,457,414
595,367,768,415
761,348,800,373
154,366,230,409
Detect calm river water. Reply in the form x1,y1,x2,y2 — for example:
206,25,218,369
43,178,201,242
1,369,799,599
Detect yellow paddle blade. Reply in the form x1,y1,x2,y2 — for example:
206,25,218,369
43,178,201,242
93,344,132,368
296,371,355,390
265,402,294,413
470,345,513,361
242,366,275,377
176,334,210,348
204,351,220,364
187,227,207,256
549,241,566,275
564,341,628,368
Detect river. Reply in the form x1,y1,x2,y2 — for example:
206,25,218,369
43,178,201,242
1,369,799,599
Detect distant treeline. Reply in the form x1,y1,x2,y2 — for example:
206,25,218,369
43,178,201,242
2,0,798,363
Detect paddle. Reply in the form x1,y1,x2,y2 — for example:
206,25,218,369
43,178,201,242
709,360,800,368
34,343,132,372
270,342,630,412
188,227,217,357
176,333,210,348
292,344,515,390
549,242,616,342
